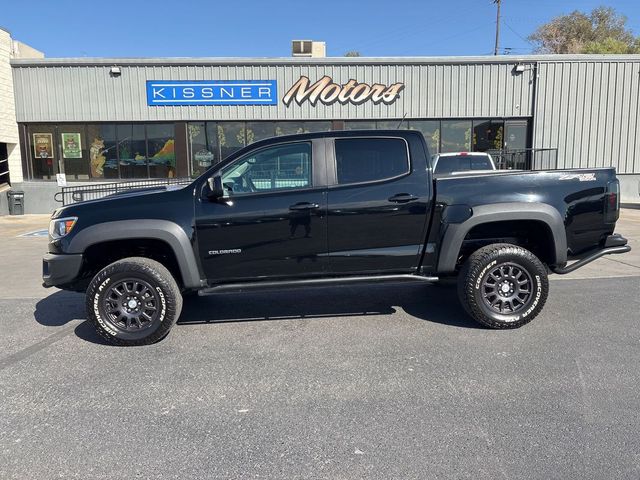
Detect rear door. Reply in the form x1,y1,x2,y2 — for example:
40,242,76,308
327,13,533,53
326,136,431,274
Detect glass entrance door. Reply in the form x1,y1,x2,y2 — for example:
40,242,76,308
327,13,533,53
504,120,529,169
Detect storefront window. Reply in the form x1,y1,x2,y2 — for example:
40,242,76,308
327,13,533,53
86,124,117,179
188,122,208,178
301,121,332,133
22,119,527,182
217,122,245,160
441,120,472,152
376,120,407,130
245,122,275,144
147,123,175,178
60,125,89,180
473,119,504,152
409,121,440,155
118,124,148,179
344,121,376,130
28,124,57,180
275,122,305,136
188,122,221,177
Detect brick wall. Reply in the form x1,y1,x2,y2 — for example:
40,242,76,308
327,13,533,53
0,29,43,185
0,29,21,183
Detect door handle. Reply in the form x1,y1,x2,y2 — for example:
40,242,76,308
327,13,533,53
388,193,418,203
289,202,320,211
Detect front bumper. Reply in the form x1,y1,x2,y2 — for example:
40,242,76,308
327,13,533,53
550,234,631,274
42,253,83,288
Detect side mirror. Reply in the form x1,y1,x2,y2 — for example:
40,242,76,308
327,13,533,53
206,175,225,201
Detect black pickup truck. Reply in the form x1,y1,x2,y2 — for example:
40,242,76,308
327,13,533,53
43,130,630,345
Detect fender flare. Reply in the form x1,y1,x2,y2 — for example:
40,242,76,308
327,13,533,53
436,202,567,273
68,220,204,289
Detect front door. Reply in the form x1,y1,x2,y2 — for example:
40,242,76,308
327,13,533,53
326,136,431,274
504,120,529,169
195,140,328,283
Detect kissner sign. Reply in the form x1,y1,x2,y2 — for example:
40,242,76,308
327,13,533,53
146,80,278,106
283,76,404,107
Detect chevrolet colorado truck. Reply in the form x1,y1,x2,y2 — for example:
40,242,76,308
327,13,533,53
43,130,631,345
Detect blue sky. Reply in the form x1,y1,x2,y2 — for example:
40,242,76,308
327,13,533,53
3,0,639,58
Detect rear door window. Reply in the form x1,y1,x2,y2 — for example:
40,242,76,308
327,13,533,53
334,138,409,185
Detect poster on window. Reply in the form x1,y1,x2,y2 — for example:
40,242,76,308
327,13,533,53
61,133,82,158
33,133,54,159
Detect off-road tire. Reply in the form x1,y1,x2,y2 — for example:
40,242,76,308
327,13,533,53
86,257,182,346
457,243,548,329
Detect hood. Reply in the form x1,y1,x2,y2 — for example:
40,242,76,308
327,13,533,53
52,182,194,219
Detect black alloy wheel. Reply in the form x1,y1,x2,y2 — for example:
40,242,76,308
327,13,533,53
480,262,533,314
458,243,548,329
102,279,161,332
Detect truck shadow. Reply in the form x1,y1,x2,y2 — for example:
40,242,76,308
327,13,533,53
34,283,481,345
178,282,480,329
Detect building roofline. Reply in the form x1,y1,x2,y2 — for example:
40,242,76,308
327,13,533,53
10,53,640,67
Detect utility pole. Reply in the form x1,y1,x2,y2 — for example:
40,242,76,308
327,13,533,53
493,0,501,55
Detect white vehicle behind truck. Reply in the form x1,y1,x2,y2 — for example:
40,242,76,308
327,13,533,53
432,152,496,175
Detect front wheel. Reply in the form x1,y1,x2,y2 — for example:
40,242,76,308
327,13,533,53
86,257,183,346
458,244,548,329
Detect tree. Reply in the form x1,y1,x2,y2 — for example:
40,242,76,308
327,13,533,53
344,51,362,57
528,6,640,54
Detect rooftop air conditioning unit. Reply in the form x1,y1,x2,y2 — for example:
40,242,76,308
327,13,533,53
292,40,313,57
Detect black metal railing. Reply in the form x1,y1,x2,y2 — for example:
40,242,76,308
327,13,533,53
54,177,192,206
487,148,558,171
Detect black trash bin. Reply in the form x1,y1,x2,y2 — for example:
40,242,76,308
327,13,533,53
7,190,25,215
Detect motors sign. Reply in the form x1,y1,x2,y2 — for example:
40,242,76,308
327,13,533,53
283,75,404,107
146,80,278,106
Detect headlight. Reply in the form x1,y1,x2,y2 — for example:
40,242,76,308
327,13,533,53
49,217,78,239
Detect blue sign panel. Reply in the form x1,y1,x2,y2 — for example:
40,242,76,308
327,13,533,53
146,80,278,106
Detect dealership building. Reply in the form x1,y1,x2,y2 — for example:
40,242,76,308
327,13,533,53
1,31,639,213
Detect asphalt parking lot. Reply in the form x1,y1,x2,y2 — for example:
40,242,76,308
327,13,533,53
1,211,639,479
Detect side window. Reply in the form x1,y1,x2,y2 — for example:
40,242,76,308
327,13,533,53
334,138,409,185
221,142,312,195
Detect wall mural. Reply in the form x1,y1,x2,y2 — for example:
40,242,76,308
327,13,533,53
282,76,405,107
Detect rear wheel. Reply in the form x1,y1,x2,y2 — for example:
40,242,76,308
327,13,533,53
86,257,182,345
458,244,548,329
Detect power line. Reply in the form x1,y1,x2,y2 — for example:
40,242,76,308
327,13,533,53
503,19,536,46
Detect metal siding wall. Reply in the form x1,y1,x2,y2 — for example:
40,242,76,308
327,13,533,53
533,59,640,173
12,62,533,123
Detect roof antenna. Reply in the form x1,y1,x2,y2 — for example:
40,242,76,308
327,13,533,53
396,113,408,129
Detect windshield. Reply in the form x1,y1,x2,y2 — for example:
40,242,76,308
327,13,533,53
434,155,493,174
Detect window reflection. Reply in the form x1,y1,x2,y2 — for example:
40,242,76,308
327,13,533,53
118,124,147,179
301,121,331,133
147,123,176,178
409,121,440,155
473,119,504,152
218,122,245,160
275,122,305,136
441,120,472,152
246,122,275,144
344,121,376,130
